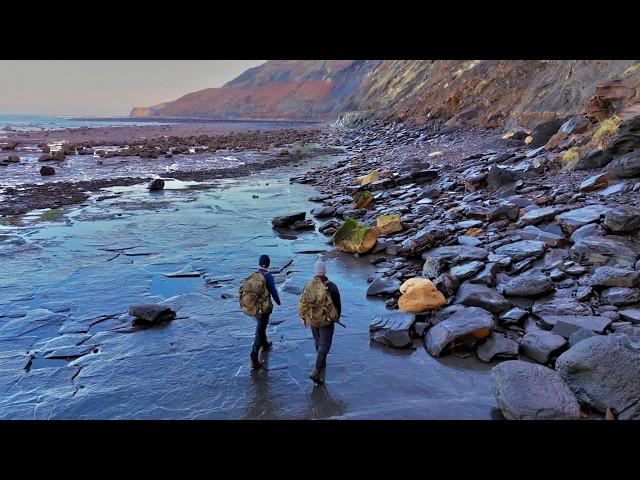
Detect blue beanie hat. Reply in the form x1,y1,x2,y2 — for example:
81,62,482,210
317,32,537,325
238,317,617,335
259,255,270,267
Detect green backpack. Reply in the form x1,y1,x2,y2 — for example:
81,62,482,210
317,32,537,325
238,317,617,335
239,272,273,317
298,277,339,327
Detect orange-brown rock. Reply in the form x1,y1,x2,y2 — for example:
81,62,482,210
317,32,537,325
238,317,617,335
398,278,446,313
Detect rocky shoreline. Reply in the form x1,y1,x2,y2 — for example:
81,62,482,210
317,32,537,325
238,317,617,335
287,117,640,420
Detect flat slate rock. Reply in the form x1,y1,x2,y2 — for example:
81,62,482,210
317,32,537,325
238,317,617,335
421,246,488,278
425,306,494,357
369,314,415,348
477,333,519,363
600,287,640,306
569,328,599,347
555,205,610,234
516,206,566,227
603,206,640,233
550,315,612,338
556,335,640,419
502,271,555,297
590,266,640,288
619,309,640,323
366,277,401,297
491,360,580,420
450,261,484,280
520,330,566,364
569,233,640,268
494,240,546,262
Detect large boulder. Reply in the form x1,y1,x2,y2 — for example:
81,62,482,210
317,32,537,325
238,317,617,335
369,314,415,348
590,266,640,288
332,217,379,254
376,214,403,236
491,360,580,420
272,212,306,228
502,271,555,298
397,278,446,313
425,306,494,357
455,283,510,313
603,206,640,233
556,335,640,419
529,117,566,148
494,240,546,262
606,150,640,179
520,330,567,364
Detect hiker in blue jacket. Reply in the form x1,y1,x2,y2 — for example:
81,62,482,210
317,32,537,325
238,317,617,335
251,254,281,369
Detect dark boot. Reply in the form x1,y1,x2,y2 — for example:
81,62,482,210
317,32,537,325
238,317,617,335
251,359,264,370
260,341,273,352
309,366,325,385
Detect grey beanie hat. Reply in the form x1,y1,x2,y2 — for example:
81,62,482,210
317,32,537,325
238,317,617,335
314,256,327,276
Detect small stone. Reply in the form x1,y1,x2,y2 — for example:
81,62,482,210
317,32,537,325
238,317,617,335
520,330,566,364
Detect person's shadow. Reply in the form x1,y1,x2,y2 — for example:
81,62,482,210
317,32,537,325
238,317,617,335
243,365,279,420
308,384,347,419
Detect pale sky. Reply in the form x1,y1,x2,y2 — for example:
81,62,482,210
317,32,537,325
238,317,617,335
0,60,266,116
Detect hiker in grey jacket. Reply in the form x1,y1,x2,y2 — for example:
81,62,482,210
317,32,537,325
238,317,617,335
300,258,341,385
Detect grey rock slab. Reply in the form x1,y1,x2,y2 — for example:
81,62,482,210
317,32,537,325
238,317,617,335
555,205,610,234
494,240,546,262
516,206,566,227
421,245,488,278
569,234,640,268
520,330,567,364
369,314,415,348
550,315,612,338
556,335,640,419
450,261,485,280
455,283,510,313
366,277,401,297
490,360,580,420
502,271,555,298
603,206,640,233
477,333,519,363
568,328,598,347
590,266,640,288
425,306,494,357
600,287,640,306
619,309,640,323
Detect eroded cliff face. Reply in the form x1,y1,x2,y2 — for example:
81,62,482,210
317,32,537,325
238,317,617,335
131,60,640,128
344,60,640,129
130,60,383,120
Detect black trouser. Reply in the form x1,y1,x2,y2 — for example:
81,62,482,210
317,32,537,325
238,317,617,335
311,323,335,370
251,313,270,362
